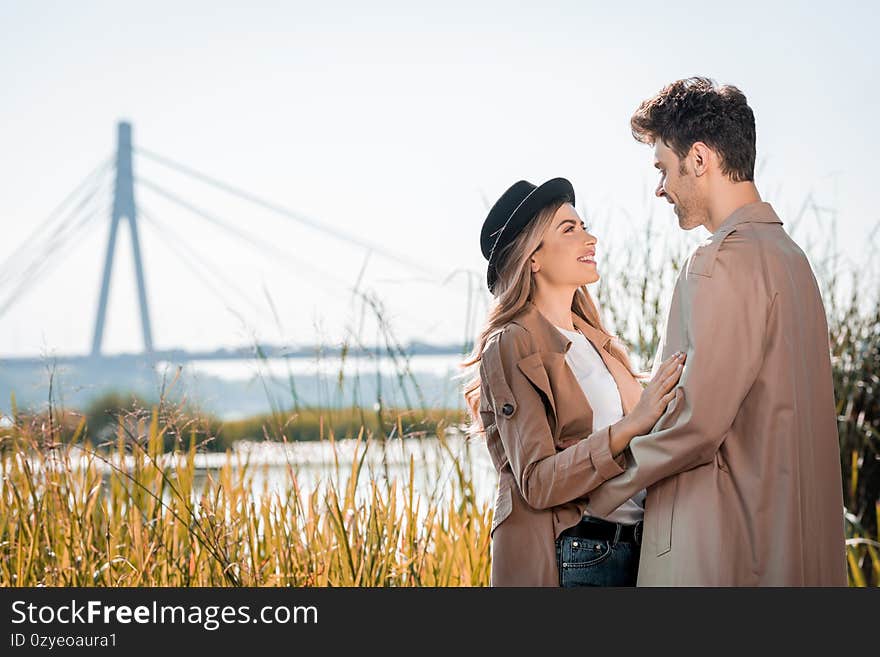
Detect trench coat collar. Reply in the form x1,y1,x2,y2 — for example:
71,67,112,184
715,201,783,234
512,299,613,355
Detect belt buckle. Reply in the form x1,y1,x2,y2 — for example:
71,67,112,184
633,520,644,546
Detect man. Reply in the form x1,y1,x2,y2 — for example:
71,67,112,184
584,77,847,585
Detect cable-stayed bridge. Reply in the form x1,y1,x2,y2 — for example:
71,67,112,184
0,122,482,371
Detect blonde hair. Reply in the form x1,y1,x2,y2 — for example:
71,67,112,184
459,197,643,439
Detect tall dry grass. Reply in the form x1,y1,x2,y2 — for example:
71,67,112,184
0,395,490,586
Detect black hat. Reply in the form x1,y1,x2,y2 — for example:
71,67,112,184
480,177,575,294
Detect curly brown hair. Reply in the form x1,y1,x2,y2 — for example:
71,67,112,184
631,76,756,183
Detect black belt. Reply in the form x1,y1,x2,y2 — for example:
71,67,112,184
560,517,643,545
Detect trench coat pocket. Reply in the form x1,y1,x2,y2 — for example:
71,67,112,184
491,481,513,538
652,476,677,556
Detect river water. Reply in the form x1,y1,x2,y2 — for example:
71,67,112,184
20,433,499,516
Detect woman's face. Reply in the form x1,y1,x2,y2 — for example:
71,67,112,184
530,203,599,288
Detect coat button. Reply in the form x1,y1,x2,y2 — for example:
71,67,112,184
502,403,514,416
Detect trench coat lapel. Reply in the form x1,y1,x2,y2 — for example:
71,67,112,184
515,351,559,420
511,300,642,427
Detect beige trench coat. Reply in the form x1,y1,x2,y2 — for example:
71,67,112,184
478,300,643,586
584,201,847,586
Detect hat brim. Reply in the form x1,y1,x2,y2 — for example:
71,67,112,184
486,177,575,293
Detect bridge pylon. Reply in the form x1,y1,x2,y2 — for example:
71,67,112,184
90,121,154,357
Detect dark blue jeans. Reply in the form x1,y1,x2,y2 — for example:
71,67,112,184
555,519,641,587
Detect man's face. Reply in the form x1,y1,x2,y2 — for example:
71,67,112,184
653,140,706,230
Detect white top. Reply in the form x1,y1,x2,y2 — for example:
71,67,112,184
554,325,646,525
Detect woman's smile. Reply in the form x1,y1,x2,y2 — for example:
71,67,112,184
577,250,596,265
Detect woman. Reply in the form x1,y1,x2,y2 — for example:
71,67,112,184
462,177,685,587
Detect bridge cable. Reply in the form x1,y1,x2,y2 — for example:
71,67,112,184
134,146,445,281
0,196,112,319
135,176,358,295
0,157,112,286
138,205,278,324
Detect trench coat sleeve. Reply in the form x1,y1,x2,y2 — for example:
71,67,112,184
585,230,771,516
480,323,627,510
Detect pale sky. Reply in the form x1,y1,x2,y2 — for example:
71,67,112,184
1,1,877,357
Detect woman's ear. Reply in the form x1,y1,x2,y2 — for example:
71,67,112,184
530,257,540,274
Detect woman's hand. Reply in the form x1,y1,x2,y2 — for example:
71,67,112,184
609,351,686,455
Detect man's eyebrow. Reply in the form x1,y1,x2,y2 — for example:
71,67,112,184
654,161,663,170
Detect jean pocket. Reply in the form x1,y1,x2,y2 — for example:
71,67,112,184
557,537,638,587
558,536,612,569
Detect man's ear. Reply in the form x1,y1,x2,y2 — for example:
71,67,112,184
691,142,712,177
